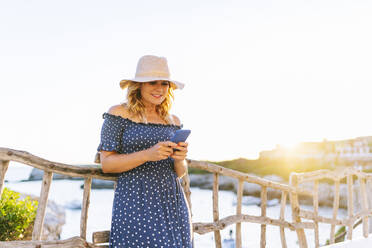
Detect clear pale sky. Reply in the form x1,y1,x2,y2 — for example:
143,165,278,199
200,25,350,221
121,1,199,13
1,0,372,164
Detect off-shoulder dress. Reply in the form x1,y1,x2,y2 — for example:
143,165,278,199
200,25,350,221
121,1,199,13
97,112,192,248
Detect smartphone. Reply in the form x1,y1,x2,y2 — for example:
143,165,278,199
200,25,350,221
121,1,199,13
170,129,191,151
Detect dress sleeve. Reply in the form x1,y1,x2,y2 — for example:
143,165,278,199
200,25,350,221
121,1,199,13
97,113,124,153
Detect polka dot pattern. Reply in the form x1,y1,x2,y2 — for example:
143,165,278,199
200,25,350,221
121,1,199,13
97,112,193,248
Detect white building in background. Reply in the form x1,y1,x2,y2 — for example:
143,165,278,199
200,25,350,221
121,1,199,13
259,136,372,162
335,136,372,159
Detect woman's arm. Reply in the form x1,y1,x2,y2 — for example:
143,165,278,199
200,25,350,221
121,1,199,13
100,150,148,173
101,141,177,173
100,105,177,173
173,154,188,178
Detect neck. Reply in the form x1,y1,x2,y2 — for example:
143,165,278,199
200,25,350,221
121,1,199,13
143,102,157,115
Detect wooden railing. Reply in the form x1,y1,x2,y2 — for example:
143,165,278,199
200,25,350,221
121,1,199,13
1,147,372,247
293,168,372,247
0,148,117,248
186,160,313,248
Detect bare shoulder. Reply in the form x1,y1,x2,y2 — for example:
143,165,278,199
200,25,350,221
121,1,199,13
171,114,181,126
108,104,130,118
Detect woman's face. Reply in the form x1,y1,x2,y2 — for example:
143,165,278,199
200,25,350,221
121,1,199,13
140,80,170,106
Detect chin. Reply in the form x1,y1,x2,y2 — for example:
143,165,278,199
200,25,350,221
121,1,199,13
143,95,165,106
152,99,165,105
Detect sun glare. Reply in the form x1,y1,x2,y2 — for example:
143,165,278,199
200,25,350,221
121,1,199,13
278,139,300,151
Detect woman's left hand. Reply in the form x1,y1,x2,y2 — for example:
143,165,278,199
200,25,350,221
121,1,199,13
171,142,188,161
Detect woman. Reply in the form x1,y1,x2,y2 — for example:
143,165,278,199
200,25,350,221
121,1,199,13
97,55,193,248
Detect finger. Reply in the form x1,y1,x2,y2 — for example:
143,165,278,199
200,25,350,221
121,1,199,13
172,155,186,160
174,146,187,152
175,144,187,151
173,150,187,157
162,141,177,147
178,142,188,147
164,150,173,156
162,146,174,154
159,151,170,157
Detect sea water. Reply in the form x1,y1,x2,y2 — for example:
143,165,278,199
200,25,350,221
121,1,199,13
3,164,365,247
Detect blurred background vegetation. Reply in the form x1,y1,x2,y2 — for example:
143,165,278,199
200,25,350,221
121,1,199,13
188,157,371,181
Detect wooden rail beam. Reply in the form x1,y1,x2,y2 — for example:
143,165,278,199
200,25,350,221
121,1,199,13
0,236,91,248
0,148,118,180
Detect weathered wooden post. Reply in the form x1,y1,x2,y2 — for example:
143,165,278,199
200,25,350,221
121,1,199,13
366,179,372,234
180,166,194,247
330,180,340,244
347,174,354,240
312,180,319,248
0,160,9,196
260,186,267,248
289,173,308,248
212,173,221,248
279,191,288,248
236,179,244,248
359,177,369,237
80,177,92,240
32,171,53,240
180,167,192,215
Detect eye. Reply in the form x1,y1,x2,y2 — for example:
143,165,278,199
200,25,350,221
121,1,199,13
162,81,170,86
149,81,157,85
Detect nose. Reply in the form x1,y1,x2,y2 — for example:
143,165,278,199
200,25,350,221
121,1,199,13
154,82,168,90
153,84,163,92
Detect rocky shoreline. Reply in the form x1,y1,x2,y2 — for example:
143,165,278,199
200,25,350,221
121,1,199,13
188,173,367,209
27,168,368,209
27,168,84,181
18,192,66,240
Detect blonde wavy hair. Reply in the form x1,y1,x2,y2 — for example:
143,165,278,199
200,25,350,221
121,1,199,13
122,81,175,124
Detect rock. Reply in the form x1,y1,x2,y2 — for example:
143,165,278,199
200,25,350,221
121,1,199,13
189,174,213,189
189,174,237,191
296,181,362,209
217,176,236,191
19,193,65,240
223,229,235,248
222,238,235,248
27,168,78,181
42,201,66,240
64,199,82,210
263,174,284,183
82,178,115,189
232,196,261,206
232,196,279,207
241,182,262,196
258,198,280,207
187,172,370,209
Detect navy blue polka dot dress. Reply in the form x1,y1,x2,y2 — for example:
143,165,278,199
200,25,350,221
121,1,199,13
97,112,193,248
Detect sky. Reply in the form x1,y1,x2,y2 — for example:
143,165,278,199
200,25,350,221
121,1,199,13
1,0,372,164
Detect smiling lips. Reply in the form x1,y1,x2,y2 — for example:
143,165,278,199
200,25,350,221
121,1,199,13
151,94,162,99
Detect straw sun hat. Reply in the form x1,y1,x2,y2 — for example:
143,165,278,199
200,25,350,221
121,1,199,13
119,55,185,90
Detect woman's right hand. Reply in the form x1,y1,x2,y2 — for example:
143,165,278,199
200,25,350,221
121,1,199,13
144,141,177,161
